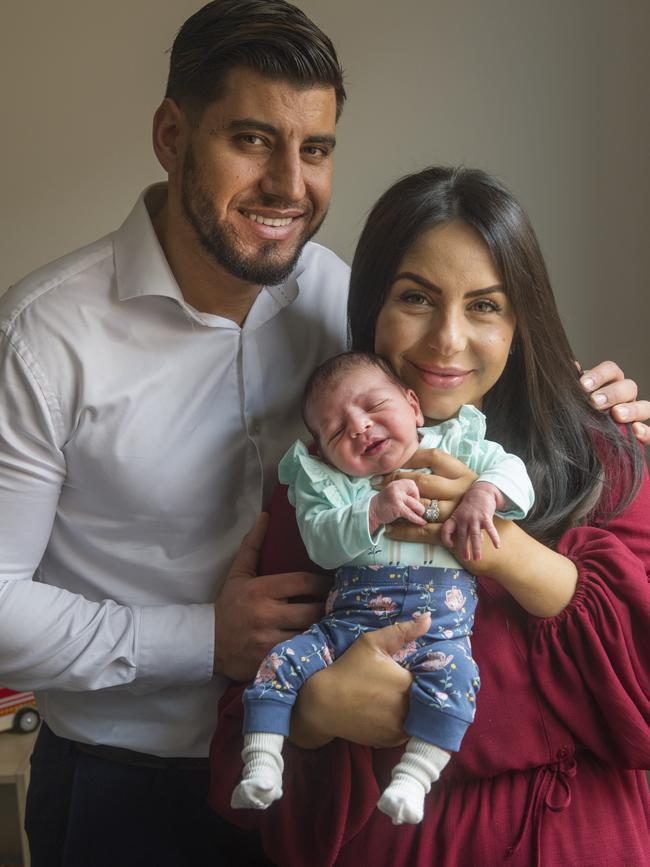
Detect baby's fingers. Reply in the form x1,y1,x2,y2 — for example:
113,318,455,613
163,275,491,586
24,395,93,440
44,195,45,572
440,517,456,548
469,526,483,562
453,522,470,560
404,509,427,526
484,520,501,551
408,497,426,517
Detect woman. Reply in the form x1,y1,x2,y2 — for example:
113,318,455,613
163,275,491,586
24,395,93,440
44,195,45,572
211,167,650,866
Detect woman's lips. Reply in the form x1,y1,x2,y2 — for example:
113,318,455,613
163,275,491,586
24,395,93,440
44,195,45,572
410,362,471,390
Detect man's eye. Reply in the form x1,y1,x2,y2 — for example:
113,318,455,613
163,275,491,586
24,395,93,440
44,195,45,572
237,134,266,146
303,145,330,159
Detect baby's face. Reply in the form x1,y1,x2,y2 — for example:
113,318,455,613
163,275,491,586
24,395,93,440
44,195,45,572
308,365,424,477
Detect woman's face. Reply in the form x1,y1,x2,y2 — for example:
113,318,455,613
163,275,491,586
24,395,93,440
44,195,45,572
374,220,516,422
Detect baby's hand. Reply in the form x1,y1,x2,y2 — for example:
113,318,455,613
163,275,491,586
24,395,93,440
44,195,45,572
368,479,426,534
441,481,505,561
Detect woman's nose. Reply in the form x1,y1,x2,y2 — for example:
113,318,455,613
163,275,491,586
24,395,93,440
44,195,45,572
427,311,467,356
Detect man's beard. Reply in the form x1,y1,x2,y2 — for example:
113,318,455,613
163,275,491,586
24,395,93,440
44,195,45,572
180,150,326,286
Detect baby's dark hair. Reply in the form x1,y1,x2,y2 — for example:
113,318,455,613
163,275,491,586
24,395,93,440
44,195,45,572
301,351,405,443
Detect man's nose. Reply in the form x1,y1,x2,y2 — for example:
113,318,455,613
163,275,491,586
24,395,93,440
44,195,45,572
260,146,306,203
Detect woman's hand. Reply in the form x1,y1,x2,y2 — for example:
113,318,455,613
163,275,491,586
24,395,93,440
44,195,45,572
580,360,650,445
289,615,430,749
378,449,477,544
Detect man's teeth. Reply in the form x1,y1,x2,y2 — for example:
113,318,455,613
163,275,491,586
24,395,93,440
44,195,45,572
245,212,294,227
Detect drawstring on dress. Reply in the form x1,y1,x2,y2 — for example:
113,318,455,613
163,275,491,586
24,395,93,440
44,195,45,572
506,755,577,864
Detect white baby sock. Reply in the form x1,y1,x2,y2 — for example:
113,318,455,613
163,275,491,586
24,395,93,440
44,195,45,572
230,732,285,810
377,737,450,825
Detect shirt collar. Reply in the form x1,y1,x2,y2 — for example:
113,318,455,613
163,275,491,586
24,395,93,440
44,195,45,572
113,183,301,330
114,183,184,305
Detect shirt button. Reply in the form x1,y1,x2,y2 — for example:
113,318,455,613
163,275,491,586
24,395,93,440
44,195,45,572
557,746,569,759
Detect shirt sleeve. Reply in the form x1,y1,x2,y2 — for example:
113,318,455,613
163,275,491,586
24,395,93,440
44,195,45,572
528,457,650,767
0,329,214,693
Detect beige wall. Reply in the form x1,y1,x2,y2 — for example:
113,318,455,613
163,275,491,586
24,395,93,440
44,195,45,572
2,0,648,396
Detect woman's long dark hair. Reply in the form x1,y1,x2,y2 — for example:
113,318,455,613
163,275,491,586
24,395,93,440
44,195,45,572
348,166,642,545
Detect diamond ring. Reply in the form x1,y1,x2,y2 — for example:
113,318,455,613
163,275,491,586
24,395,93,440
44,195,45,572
423,499,440,523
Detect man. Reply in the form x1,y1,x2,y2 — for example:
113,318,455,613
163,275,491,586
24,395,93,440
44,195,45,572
0,2,645,866
0,2,347,864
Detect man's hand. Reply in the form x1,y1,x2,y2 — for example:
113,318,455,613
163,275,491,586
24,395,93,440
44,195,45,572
290,614,430,749
214,513,332,681
580,360,650,445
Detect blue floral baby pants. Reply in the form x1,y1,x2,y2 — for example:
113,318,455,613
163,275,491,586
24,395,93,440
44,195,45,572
243,565,480,752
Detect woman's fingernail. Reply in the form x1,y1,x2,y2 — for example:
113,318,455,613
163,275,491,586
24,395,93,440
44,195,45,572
592,393,607,406
616,406,629,420
633,422,646,436
581,376,595,390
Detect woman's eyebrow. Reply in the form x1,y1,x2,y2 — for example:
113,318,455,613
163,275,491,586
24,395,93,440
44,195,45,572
393,271,504,297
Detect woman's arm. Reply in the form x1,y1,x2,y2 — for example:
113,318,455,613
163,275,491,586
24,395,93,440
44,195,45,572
459,520,579,616
528,457,650,766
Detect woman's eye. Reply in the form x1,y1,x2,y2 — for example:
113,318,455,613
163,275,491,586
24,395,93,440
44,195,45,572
400,291,431,306
471,299,500,313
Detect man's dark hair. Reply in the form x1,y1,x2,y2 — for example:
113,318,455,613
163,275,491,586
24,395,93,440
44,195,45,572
166,0,346,119
301,351,405,443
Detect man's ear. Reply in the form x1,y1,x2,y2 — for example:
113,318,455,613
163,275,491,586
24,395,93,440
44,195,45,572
152,98,189,174
406,389,425,427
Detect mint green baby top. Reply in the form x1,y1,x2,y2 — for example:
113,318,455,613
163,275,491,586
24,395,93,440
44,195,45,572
278,404,534,571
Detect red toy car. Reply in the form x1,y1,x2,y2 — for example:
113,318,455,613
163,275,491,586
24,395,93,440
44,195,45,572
0,687,41,734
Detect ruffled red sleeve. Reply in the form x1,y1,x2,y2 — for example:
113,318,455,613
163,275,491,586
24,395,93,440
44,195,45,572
529,458,650,766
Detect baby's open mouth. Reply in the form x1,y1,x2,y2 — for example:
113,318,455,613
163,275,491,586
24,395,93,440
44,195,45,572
363,438,388,456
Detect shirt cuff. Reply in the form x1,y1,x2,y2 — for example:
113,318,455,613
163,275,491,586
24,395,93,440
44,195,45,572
354,497,380,547
137,602,215,688
478,470,533,520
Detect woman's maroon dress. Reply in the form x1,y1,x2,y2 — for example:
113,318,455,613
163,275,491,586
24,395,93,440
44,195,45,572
210,459,650,866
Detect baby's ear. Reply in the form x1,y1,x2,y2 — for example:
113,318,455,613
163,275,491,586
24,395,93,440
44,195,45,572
406,389,425,426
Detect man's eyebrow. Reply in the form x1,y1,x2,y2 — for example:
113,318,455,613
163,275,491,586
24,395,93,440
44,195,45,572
226,118,336,147
393,271,505,298
227,118,278,135
305,134,337,148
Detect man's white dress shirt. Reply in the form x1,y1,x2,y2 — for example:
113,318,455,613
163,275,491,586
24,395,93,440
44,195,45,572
0,185,349,756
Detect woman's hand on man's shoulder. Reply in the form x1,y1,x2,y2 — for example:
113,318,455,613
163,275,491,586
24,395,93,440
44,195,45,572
580,360,650,445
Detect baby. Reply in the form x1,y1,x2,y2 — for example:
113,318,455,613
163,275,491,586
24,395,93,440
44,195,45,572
232,352,534,825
